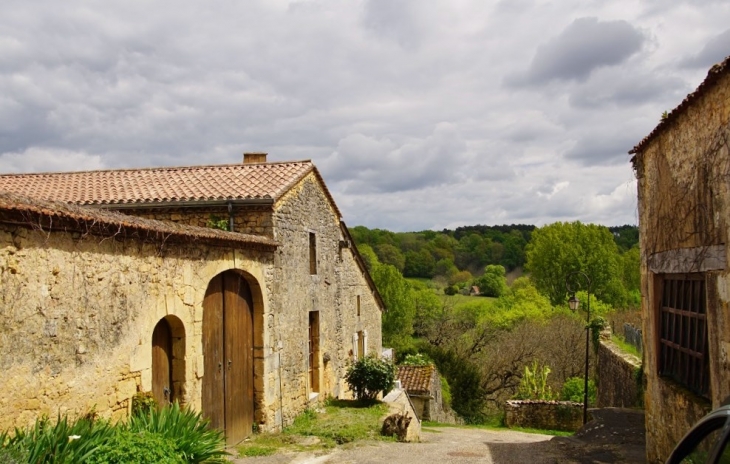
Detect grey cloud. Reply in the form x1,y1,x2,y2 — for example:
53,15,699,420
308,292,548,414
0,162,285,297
508,17,644,86
362,0,423,49
564,130,641,166
321,123,470,194
681,29,730,69
568,68,687,109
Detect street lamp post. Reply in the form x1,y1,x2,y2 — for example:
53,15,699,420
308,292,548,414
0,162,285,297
565,271,591,425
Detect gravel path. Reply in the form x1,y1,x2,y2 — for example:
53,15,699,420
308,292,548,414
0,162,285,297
233,427,560,464
233,408,646,464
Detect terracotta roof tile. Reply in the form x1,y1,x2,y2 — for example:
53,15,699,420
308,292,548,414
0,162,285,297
397,365,435,394
630,55,730,159
0,192,278,249
0,161,315,207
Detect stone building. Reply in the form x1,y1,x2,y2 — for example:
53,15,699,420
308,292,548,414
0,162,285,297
0,153,383,445
630,56,730,462
396,364,448,422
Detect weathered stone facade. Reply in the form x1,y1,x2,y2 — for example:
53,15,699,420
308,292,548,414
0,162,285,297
0,163,383,440
631,59,730,462
0,209,273,430
596,340,642,409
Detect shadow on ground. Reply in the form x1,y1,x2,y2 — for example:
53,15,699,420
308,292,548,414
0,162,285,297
489,408,646,464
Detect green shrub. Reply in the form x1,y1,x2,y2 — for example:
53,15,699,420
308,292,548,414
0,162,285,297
86,430,182,464
440,375,452,409
4,414,114,464
560,377,597,405
400,353,433,366
132,391,158,416
514,361,556,400
345,355,396,400
127,402,227,463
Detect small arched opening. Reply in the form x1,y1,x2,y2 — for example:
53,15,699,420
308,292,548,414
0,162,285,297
151,315,186,407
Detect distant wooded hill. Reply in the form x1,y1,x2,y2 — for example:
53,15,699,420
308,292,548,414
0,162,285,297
349,224,638,280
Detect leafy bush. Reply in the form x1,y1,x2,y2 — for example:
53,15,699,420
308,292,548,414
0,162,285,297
131,391,158,416
3,414,114,464
560,377,597,405
514,361,556,400
86,430,182,464
127,402,227,463
400,353,433,366
345,356,396,400
444,285,459,295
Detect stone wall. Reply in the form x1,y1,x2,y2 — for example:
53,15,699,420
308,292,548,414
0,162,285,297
635,69,730,462
0,222,272,430
121,206,274,237
266,172,382,429
504,400,584,432
596,339,642,408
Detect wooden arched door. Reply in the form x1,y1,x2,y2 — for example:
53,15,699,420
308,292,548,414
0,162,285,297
152,318,173,407
202,271,254,445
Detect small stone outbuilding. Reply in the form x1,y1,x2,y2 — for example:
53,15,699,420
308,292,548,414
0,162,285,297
630,56,730,462
0,153,383,445
396,364,449,422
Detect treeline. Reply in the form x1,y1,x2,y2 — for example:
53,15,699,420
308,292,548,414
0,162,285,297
350,223,638,283
351,221,641,423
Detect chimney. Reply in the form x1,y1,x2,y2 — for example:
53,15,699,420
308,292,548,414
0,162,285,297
243,152,268,164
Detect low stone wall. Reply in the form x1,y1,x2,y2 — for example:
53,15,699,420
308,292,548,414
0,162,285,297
504,400,584,432
596,339,642,408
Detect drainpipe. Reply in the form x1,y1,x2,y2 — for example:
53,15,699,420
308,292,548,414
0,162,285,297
227,201,234,232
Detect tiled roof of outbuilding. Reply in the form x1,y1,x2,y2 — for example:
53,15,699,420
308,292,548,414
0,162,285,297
630,55,730,159
397,365,435,395
0,192,278,250
0,160,341,217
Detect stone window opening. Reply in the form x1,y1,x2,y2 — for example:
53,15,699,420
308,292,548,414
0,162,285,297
657,273,709,397
353,330,367,360
357,295,361,318
308,311,320,393
309,232,317,275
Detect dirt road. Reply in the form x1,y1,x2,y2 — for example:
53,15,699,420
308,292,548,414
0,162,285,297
233,408,646,464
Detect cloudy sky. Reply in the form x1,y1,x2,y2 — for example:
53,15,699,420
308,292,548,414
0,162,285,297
1,1,728,231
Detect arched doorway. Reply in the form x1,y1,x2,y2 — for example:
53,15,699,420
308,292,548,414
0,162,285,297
152,318,173,406
151,316,186,408
202,270,254,445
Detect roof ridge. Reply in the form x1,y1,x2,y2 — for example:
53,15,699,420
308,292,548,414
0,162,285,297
0,159,314,177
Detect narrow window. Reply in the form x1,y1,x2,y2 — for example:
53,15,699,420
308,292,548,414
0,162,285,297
658,274,709,397
309,232,317,275
308,311,320,393
357,295,361,318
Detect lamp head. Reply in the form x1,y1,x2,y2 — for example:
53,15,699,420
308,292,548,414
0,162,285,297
568,293,580,311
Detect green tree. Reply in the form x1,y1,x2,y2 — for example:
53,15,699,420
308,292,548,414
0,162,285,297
356,244,379,273
525,221,623,307
403,249,435,278
375,243,405,272
372,264,415,349
475,264,508,297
